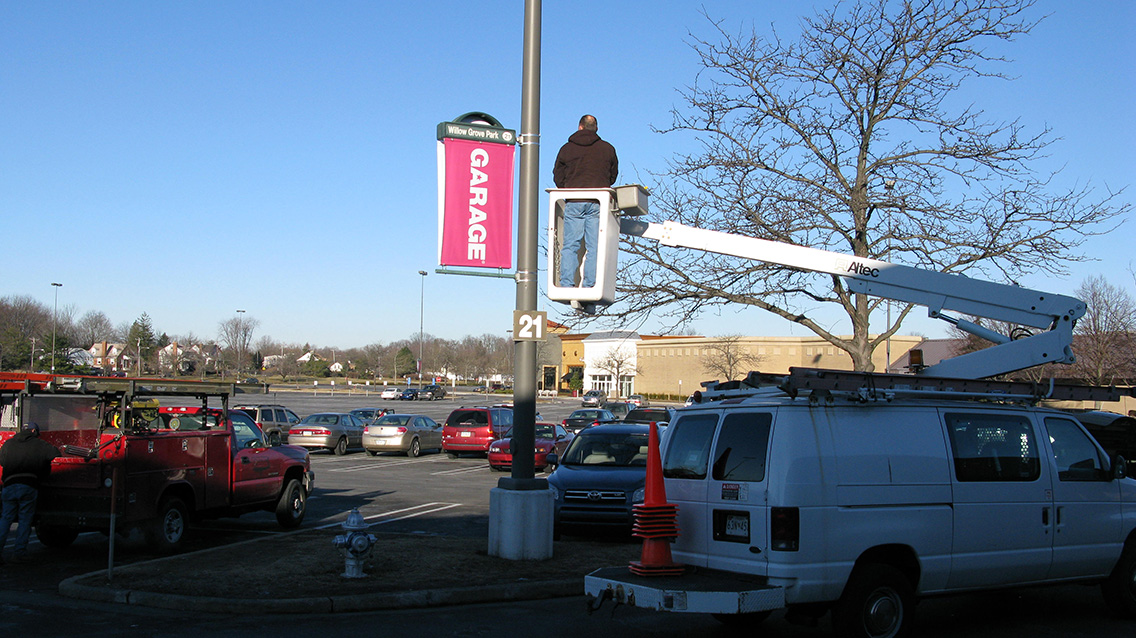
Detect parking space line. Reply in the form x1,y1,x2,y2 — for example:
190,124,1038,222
326,458,429,472
314,502,461,529
430,466,486,476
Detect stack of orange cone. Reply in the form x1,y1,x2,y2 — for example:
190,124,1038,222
629,421,685,577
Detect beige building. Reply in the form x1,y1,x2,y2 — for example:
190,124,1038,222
634,334,925,398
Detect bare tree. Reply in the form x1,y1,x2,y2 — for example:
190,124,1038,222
218,314,260,376
1068,275,1136,385
591,345,639,398
75,310,116,348
701,334,764,381
608,0,1127,372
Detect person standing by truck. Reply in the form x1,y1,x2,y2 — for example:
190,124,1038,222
0,423,59,564
553,114,619,288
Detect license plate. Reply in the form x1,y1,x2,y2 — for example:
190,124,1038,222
460,431,472,437
713,509,751,543
725,514,749,537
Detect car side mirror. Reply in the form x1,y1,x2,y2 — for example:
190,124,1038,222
1111,454,1127,480
545,452,558,466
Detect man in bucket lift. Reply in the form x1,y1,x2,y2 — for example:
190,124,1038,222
553,114,618,288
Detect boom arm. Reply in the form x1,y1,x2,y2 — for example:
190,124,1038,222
620,218,1085,379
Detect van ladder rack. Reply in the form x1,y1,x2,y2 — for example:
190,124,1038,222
692,368,1136,405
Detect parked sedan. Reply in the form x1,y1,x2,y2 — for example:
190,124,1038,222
546,424,652,538
580,389,607,407
287,412,365,455
398,388,420,401
487,423,574,472
562,408,616,433
349,407,389,425
600,401,634,420
362,413,442,457
379,387,401,400
628,394,649,407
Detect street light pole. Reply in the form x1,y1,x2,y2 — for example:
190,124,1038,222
418,270,428,386
51,282,63,373
235,309,246,377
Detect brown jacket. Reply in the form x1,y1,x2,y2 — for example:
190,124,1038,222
553,130,618,189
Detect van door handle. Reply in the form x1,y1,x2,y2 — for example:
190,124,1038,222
1042,507,1050,526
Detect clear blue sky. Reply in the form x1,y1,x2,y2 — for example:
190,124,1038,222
3,1,1132,349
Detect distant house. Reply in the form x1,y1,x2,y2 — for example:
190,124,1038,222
88,342,128,372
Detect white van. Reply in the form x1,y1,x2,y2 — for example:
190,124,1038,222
584,371,1136,638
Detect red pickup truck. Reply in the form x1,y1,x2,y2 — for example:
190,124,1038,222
0,374,314,552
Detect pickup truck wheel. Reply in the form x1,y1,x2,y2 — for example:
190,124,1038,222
275,478,307,528
35,523,79,548
832,564,912,638
333,437,348,456
1102,545,1136,617
407,438,421,457
147,497,189,553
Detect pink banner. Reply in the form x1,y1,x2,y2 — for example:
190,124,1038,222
440,138,514,268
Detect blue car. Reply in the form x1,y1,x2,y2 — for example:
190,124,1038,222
546,424,653,538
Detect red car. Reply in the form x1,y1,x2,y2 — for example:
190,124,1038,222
487,422,574,472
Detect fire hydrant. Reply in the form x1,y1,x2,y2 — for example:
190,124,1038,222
333,508,376,578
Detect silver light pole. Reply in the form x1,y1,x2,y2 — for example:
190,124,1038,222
51,282,62,373
235,309,246,377
418,270,428,386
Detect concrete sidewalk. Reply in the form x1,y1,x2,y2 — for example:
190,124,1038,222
58,571,580,614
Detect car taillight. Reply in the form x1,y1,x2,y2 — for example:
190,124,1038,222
395,426,407,433
561,419,568,426
770,507,800,551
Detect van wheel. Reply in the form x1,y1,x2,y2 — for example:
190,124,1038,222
832,564,913,638
147,496,189,553
333,437,348,456
35,523,79,548
1102,545,1136,617
275,479,307,528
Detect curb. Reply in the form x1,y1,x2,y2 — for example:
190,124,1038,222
58,574,581,614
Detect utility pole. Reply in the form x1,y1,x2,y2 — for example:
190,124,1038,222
488,0,552,561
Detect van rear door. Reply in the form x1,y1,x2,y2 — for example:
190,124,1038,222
703,411,774,575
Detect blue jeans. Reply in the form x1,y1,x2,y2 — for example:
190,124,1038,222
0,483,38,556
559,201,599,288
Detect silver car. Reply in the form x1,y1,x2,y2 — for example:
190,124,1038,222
287,412,365,455
361,413,440,456
362,413,442,457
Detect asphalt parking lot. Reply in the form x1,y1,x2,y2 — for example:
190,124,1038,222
4,391,1134,637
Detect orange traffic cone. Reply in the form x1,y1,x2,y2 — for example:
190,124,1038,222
629,422,684,577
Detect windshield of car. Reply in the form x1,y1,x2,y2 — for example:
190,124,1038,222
503,424,557,439
446,409,488,427
301,414,340,425
376,415,411,426
626,408,671,422
561,431,650,466
570,409,605,419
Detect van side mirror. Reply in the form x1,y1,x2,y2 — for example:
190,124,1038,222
1111,454,1127,480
